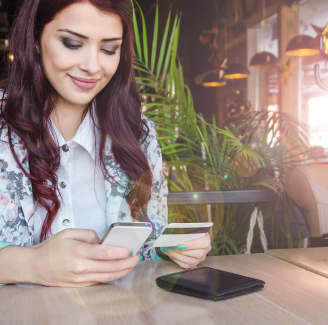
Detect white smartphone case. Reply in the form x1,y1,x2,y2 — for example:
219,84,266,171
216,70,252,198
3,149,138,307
100,222,152,256
152,222,213,248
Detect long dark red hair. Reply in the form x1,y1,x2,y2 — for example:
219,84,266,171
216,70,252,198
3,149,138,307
0,0,152,241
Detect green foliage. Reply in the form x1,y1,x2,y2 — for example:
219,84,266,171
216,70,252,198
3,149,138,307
133,2,313,254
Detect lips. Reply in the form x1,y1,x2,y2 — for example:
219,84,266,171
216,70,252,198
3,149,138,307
69,75,99,90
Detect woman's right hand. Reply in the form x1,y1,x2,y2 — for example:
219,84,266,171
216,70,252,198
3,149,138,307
30,229,140,287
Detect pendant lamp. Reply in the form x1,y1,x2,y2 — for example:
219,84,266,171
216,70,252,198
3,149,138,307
202,71,226,87
249,51,279,68
286,35,319,56
224,63,250,79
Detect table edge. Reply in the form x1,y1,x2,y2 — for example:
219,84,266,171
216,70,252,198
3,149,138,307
265,250,328,279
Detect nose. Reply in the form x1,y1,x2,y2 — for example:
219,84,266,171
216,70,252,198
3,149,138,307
79,48,101,75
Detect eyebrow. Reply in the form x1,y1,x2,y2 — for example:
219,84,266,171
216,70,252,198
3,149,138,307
57,29,122,42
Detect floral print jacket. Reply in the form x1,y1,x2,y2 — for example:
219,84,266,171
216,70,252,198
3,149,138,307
0,117,168,260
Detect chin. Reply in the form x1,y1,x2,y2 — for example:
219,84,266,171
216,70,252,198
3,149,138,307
64,93,96,106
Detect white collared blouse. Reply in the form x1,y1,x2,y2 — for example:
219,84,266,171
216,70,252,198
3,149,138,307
33,111,108,244
0,113,168,260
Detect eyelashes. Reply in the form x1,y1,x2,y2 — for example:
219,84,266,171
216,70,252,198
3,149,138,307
60,37,118,56
102,49,116,55
61,38,81,49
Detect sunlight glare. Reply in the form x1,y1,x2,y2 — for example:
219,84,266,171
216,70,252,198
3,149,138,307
308,96,328,148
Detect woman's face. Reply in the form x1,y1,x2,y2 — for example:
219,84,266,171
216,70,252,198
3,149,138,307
40,2,123,108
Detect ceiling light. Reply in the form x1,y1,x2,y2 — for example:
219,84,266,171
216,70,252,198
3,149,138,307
249,52,279,68
224,63,250,79
286,35,319,56
202,71,226,87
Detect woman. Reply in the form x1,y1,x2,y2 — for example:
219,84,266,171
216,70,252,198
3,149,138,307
0,0,211,287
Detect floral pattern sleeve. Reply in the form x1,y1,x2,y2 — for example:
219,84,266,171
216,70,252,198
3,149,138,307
138,117,168,260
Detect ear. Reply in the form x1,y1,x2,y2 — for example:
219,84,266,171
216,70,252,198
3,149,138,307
36,41,40,55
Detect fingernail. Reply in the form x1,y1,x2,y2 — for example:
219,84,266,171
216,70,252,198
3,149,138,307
177,245,187,250
161,247,169,253
130,250,133,256
135,256,143,268
169,246,176,249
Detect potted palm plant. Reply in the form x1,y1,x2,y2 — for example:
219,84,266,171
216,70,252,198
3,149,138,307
133,2,315,255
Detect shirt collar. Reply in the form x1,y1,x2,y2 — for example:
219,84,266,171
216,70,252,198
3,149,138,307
50,109,97,162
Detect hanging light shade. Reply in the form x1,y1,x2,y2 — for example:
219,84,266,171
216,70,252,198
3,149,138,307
224,63,250,79
286,35,319,56
249,52,279,68
202,71,226,87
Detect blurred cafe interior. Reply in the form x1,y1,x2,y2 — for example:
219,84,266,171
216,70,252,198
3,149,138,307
136,0,328,251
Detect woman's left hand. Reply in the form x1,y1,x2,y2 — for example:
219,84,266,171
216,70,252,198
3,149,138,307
160,233,212,269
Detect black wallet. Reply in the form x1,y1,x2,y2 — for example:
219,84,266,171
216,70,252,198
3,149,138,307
156,267,265,301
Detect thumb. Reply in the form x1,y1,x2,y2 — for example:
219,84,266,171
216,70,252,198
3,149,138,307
60,229,100,244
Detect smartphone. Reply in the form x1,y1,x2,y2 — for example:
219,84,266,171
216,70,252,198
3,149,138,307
99,222,153,256
152,222,213,248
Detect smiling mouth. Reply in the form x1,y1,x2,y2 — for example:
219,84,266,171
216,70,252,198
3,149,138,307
69,75,99,90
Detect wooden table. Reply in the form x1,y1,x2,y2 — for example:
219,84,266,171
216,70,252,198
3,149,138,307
1,252,328,324
266,247,328,279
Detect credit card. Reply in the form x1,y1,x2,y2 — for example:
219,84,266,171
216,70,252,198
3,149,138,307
152,222,213,248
